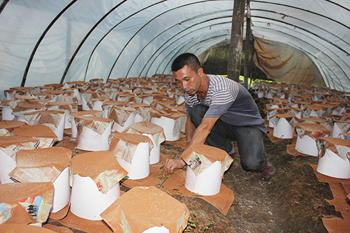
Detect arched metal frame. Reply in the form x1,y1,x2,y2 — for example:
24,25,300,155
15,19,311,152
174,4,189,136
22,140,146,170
252,25,346,90
253,26,339,89
107,1,216,81
252,10,350,53
83,0,168,81
58,0,350,84
252,18,350,81
0,0,10,14
161,34,231,75
138,20,232,76
142,23,232,76
124,9,232,77
252,21,350,77
0,0,348,93
22,0,77,86
59,0,128,84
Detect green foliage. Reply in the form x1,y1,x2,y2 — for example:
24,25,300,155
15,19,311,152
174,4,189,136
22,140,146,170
201,44,268,81
185,211,215,232
74,147,80,155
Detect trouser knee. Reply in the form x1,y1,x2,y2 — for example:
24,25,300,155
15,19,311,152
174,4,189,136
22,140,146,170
187,105,208,127
240,155,267,172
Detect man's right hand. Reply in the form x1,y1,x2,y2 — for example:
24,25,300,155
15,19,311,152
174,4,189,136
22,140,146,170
162,158,186,177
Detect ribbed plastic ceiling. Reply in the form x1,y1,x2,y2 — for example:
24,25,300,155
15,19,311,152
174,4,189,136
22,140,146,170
251,0,350,92
0,0,348,98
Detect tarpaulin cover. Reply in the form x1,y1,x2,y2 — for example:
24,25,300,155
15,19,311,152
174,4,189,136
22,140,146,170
253,37,325,87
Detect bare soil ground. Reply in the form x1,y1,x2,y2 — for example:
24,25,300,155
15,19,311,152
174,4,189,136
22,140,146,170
158,136,340,233
47,97,341,233
171,97,341,233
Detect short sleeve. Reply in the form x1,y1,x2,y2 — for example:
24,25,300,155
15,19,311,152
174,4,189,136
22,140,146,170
204,102,232,118
211,88,235,105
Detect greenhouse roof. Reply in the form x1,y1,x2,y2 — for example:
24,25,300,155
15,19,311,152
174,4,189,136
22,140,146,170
0,0,349,97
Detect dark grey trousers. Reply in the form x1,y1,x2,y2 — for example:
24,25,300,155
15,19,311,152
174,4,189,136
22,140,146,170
187,104,267,172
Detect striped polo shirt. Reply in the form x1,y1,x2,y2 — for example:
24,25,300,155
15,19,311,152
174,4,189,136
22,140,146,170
185,75,266,133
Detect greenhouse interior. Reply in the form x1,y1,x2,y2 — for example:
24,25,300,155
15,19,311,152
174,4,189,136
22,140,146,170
0,1,349,232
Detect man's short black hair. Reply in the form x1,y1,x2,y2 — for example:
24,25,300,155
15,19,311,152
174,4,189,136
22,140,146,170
171,53,202,72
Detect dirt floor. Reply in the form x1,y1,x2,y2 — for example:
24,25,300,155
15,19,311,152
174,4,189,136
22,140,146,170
51,135,340,233
46,97,342,233
158,138,340,233
171,97,341,233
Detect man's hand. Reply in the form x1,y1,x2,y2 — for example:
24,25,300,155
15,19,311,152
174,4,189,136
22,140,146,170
163,158,186,176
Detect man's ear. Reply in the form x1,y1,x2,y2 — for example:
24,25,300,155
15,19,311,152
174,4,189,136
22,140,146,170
197,67,204,76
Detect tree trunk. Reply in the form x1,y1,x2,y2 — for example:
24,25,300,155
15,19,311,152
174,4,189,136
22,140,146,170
227,0,245,82
243,0,251,88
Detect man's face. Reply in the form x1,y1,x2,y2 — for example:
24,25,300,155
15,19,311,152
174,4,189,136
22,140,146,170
173,65,202,95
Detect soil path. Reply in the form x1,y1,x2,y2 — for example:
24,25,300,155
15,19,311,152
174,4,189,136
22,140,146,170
169,136,340,233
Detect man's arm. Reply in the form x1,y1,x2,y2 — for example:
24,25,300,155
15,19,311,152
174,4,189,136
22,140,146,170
185,117,218,149
185,115,195,144
163,116,219,176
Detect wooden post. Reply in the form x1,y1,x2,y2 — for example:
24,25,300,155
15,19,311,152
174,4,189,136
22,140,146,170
227,0,245,82
243,0,251,88
249,37,255,86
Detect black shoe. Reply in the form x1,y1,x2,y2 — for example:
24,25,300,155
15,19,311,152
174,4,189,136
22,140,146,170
260,163,276,181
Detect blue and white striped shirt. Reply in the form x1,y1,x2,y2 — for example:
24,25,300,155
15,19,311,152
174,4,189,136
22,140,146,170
185,75,266,133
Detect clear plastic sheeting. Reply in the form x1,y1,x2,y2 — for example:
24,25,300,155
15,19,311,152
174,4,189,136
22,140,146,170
0,0,349,98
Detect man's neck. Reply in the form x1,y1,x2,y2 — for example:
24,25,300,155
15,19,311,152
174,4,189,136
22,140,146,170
197,74,209,101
